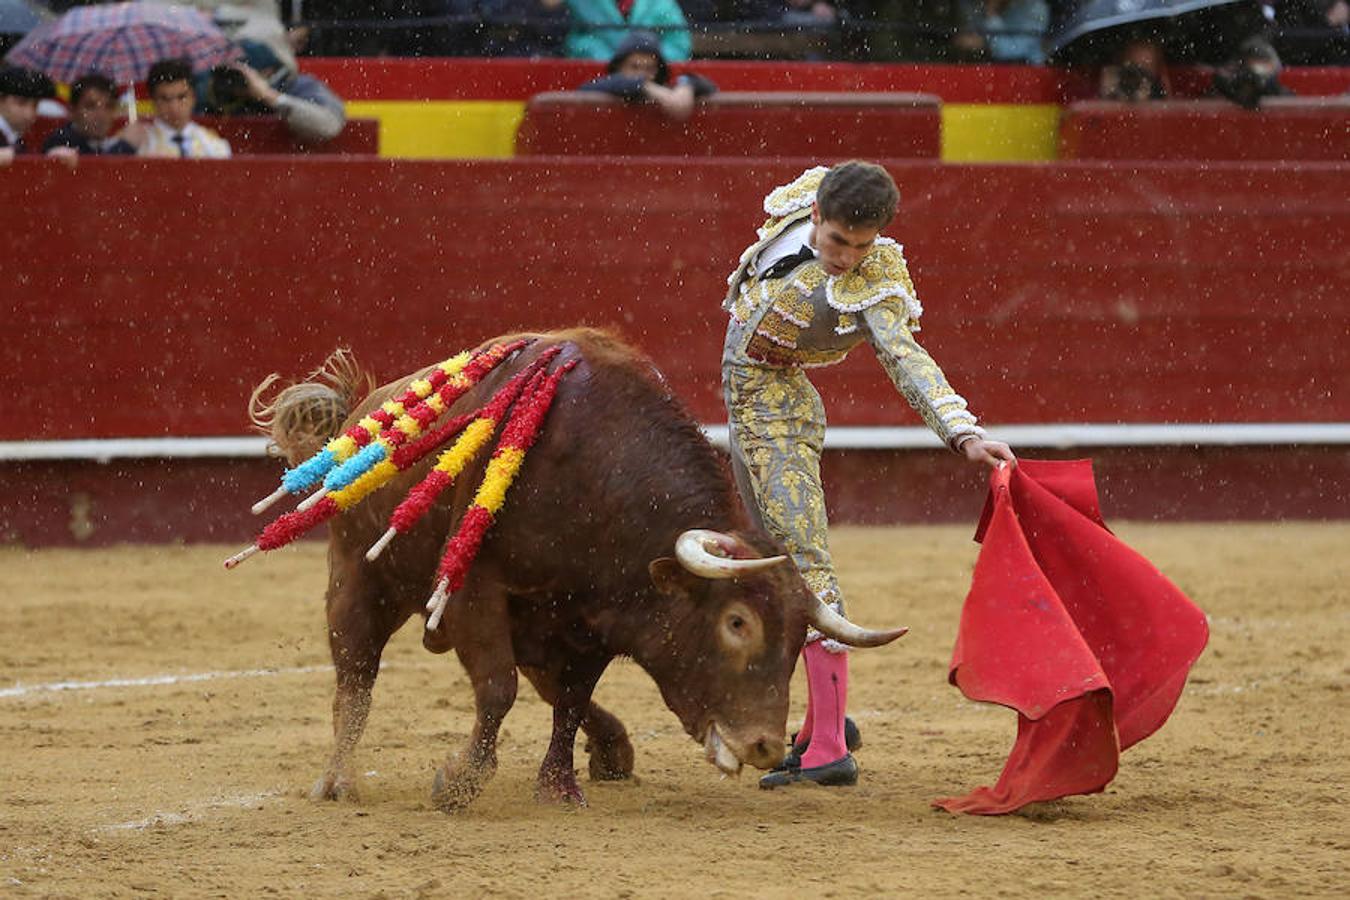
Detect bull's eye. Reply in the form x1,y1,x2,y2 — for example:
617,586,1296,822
718,604,764,662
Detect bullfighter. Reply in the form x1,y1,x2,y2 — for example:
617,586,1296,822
721,160,1017,788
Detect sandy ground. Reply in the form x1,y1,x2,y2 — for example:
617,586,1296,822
1,522,1347,899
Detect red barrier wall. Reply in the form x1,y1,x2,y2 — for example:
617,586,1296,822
5,445,1345,547
3,157,1347,443
517,92,941,158
1060,99,1350,162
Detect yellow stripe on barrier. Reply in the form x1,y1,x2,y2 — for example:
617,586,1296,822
345,100,527,159
941,104,1060,162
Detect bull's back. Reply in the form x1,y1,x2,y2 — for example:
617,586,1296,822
328,329,738,603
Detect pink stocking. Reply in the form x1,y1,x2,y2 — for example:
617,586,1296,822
798,641,849,768
795,656,815,748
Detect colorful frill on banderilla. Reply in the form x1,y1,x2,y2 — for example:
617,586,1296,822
226,342,576,618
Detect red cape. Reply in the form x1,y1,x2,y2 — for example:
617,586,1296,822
934,459,1208,815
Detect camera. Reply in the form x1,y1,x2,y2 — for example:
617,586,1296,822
209,65,249,108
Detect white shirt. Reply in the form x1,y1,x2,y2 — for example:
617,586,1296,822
752,220,816,277
140,119,231,159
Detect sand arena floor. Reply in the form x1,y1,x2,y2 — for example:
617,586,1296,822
1,522,1347,898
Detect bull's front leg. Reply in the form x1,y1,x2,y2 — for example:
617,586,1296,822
313,563,408,802
431,579,517,812
528,655,612,806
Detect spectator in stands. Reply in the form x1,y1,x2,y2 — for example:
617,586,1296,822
1098,38,1170,101
1213,36,1293,109
952,0,1050,63
0,65,77,168
141,58,232,159
197,40,346,143
0,65,50,157
480,1,573,56
42,74,142,156
564,0,692,62
578,29,715,120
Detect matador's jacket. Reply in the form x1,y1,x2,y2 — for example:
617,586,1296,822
721,166,986,643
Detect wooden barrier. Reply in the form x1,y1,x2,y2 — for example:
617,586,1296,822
2,156,1346,541
1059,98,1350,162
516,91,942,158
22,115,380,156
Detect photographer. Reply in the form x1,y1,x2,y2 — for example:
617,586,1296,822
1099,38,1170,102
1213,37,1293,110
199,40,345,144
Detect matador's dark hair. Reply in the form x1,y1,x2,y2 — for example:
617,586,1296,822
816,160,900,230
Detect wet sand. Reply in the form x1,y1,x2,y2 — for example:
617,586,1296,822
2,522,1347,898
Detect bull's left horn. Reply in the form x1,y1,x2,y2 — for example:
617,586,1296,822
674,529,787,580
809,598,908,648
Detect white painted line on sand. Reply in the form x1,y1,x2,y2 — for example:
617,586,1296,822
0,665,333,700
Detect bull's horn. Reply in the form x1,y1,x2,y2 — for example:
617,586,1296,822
809,598,908,648
674,529,787,580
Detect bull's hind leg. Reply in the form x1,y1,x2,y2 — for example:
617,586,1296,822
431,578,517,812
520,657,631,805
312,566,409,802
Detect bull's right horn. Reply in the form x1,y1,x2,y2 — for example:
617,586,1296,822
809,597,908,648
674,529,787,580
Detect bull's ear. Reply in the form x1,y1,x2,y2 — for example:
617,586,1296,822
649,557,700,601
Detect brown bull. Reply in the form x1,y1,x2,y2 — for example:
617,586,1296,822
257,329,904,810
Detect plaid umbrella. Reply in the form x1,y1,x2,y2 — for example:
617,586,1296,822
4,1,237,84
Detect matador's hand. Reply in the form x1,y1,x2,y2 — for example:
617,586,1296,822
961,437,1017,469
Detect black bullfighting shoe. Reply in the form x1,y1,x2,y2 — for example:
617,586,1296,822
776,717,864,771
759,753,859,789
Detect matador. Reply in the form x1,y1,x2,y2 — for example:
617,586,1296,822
721,161,1016,789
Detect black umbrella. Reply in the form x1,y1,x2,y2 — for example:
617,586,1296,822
1048,0,1269,65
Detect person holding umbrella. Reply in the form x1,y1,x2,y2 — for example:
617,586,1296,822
5,1,240,130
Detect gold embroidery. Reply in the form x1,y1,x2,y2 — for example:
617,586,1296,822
762,166,829,218
825,239,923,331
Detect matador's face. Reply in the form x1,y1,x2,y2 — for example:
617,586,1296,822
810,205,880,277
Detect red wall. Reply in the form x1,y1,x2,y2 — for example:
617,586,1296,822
4,157,1347,444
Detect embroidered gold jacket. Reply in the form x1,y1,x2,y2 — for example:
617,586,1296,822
721,166,986,450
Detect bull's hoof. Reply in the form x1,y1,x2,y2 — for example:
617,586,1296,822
585,735,635,781
535,773,588,807
430,761,490,812
310,771,358,802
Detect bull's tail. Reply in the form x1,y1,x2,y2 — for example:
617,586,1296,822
248,348,376,466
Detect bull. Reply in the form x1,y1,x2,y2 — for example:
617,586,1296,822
255,329,905,810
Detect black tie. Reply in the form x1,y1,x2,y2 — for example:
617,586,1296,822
172,133,187,157
760,245,817,280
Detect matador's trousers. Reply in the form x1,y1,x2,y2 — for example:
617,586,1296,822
723,360,846,635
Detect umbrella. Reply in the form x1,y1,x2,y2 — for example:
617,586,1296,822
1048,0,1269,65
4,1,237,84
0,0,45,38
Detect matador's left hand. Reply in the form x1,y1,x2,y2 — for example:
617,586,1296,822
961,438,1017,469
